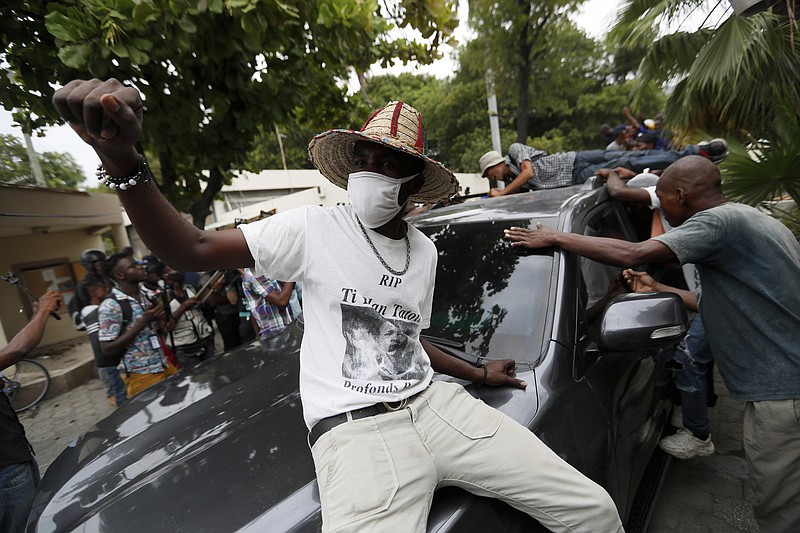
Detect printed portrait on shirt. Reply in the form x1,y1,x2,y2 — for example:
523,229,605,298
341,303,426,382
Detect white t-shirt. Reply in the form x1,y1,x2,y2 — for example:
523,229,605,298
239,205,437,428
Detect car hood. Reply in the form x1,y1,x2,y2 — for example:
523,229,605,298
30,320,540,533
30,322,319,533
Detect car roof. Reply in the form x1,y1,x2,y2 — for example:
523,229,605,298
410,184,599,227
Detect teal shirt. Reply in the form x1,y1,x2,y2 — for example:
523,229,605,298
655,203,800,401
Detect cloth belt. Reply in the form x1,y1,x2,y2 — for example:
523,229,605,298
308,393,421,448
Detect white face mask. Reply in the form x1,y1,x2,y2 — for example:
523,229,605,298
347,171,419,228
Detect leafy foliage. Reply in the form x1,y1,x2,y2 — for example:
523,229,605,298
611,0,799,232
721,107,800,228
610,1,800,141
0,134,86,189
3,0,458,227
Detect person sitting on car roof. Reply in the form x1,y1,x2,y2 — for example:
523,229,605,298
53,79,626,533
478,138,727,197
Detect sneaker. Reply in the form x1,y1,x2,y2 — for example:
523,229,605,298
659,428,715,459
697,138,728,163
670,405,684,428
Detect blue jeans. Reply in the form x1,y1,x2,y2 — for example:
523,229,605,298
98,366,127,407
572,146,702,184
673,316,713,437
0,460,40,533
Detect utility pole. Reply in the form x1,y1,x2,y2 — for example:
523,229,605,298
275,124,293,193
486,70,502,154
23,131,46,187
486,70,504,190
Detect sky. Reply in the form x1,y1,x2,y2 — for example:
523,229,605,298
0,0,621,184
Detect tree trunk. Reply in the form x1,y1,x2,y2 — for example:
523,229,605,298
190,166,225,229
516,52,531,143
515,5,551,145
516,1,532,143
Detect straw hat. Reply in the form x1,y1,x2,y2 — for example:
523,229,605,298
307,101,459,203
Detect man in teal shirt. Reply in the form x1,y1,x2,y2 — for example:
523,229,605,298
505,156,800,533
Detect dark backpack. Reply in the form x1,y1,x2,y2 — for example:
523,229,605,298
69,292,87,331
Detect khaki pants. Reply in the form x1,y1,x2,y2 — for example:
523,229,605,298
311,381,623,533
122,363,178,398
743,398,800,533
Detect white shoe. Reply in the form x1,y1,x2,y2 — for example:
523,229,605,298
659,429,715,459
670,406,684,428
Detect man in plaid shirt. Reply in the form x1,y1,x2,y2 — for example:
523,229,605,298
479,139,728,196
241,268,299,347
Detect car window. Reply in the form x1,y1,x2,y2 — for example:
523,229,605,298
420,219,554,363
578,207,631,337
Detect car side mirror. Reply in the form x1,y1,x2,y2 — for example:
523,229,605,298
597,292,688,351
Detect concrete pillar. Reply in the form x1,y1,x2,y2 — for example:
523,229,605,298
110,224,130,251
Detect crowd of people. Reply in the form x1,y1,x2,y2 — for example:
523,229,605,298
70,249,302,407
601,106,671,151
2,76,795,533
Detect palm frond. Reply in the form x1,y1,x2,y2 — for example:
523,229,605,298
610,0,715,48
722,107,800,207
686,13,798,105
637,29,714,83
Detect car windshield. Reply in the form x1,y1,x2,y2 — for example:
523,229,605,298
419,218,554,364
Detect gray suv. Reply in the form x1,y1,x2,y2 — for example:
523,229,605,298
28,181,686,532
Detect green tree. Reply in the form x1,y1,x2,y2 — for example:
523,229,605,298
0,2,82,135
0,133,85,189
611,1,799,230
0,134,29,185
468,0,583,143
721,106,800,228
39,151,86,189
610,1,800,141
3,0,458,227
427,12,664,172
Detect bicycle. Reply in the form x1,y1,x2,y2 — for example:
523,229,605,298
1,359,51,413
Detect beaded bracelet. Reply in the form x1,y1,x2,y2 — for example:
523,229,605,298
96,155,150,190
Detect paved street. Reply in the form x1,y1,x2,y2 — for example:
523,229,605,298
648,372,757,533
19,378,114,474
19,367,756,532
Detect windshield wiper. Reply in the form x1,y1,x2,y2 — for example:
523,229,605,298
420,334,484,367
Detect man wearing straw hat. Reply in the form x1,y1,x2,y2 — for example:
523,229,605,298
53,79,623,532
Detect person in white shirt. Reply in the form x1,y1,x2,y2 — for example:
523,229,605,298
53,79,623,533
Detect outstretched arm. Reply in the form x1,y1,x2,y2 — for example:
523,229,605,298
52,79,253,271
623,269,698,311
0,292,62,370
491,160,534,197
504,222,676,267
422,339,527,389
622,106,641,129
598,168,651,205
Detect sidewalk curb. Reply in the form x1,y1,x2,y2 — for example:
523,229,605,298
47,356,97,400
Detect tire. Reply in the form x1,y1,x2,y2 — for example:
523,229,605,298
4,359,51,413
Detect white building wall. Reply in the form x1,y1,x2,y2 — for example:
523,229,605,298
209,169,488,228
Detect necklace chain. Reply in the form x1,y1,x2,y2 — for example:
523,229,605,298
354,214,410,276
